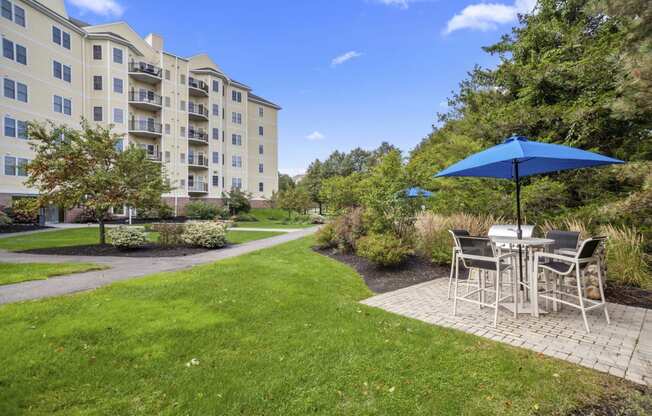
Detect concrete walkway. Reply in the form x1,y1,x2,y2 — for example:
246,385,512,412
362,278,652,386
0,226,318,305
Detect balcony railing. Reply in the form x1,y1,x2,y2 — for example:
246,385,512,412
188,154,209,167
129,119,162,134
128,62,163,79
188,128,209,143
188,102,209,119
128,90,162,107
188,182,208,193
188,77,209,95
145,151,162,162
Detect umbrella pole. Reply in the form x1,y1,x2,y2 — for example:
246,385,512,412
513,160,525,300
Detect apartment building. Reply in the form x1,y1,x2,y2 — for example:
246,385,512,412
0,0,280,221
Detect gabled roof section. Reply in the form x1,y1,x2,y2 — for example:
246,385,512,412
248,93,282,110
188,54,225,75
84,21,156,58
230,79,252,91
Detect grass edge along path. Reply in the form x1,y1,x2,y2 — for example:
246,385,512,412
0,262,108,286
0,237,638,415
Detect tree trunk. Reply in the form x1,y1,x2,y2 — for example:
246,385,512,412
99,219,106,245
318,202,323,215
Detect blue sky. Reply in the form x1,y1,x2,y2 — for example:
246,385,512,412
66,0,536,175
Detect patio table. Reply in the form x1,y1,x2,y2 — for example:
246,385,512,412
490,236,554,317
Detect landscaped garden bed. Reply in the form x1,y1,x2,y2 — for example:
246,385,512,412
0,224,51,234
18,243,211,257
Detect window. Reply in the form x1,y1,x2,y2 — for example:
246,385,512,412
165,69,170,80
212,80,219,92
259,144,264,154
212,175,219,187
4,116,15,137
210,152,218,164
2,38,13,60
231,112,242,124
113,47,123,64
16,157,27,176
232,156,242,168
232,177,242,189
16,120,26,139
15,44,26,64
1,0,11,20
113,78,123,93
113,108,123,124
62,32,70,49
53,61,62,79
180,74,186,84
115,139,124,152
258,126,264,136
212,104,219,116
259,182,264,192
165,123,170,134
52,26,61,45
231,134,242,145
258,163,264,173
231,90,242,102
180,153,186,163
14,4,24,26
222,154,224,165
93,106,103,122
180,126,185,137
63,98,72,115
4,156,15,176
53,95,62,113
165,96,170,107
259,107,264,117
4,78,15,99
180,100,186,111
63,64,71,82
212,128,219,140
165,151,170,163
16,82,27,102
93,45,102,60
93,75,102,90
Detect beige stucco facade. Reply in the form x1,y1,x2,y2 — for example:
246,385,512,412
0,0,280,216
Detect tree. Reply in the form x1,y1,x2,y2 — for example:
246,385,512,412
300,160,325,214
319,173,365,213
277,187,312,218
27,121,171,244
278,173,295,192
222,188,251,215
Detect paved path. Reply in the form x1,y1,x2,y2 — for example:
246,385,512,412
0,226,318,305
362,278,652,386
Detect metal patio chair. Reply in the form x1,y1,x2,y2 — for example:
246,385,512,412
447,229,470,299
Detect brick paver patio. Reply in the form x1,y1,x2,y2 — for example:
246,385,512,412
361,278,652,386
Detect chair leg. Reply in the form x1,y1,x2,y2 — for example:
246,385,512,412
596,258,610,324
452,253,460,317
447,248,456,300
552,270,559,312
494,267,501,327
511,267,517,318
575,266,590,334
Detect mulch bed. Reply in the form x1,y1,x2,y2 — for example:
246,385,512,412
314,248,449,293
19,244,211,258
605,285,652,310
0,224,52,234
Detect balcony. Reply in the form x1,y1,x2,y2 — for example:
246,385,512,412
188,77,209,97
129,119,162,138
188,102,209,121
188,181,208,194
128,90,162,112
128,62,162,84
145,151,162,162
188,153,209,169
188,128,209,145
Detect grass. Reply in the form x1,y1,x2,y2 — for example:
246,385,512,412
233,208,316,229
0,227,284,251
0,262,107,286
0,237,639,415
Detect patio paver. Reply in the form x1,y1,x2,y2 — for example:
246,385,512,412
361,278,651,386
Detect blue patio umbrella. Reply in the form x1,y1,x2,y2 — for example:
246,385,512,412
435,135,623,281
403,187,433,198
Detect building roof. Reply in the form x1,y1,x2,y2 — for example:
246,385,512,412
229,79,252,91
248,93,282,110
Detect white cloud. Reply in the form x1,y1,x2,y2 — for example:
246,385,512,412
306,131,325,141
68,0,124,17
331,51,362,67
443,0,536,35
279,168,306,177
375,0,410,8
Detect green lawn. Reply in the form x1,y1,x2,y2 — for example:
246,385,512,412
0,227,284,251
0,262,107,286
0,237,638,415
232,221,313,229
233,208,316,229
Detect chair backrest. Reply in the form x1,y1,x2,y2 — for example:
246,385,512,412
488,224,534,248
576,237,605,260
546,230,580,251
456,236,496,270
448,229,470,248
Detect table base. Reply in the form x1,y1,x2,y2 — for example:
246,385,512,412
501,302,549,315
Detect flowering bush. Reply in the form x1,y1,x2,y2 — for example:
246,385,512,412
108,226,148,249
181,222,227,248
0,210,13,225
310,213,326,224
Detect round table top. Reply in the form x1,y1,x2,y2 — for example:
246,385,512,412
490,236,555,246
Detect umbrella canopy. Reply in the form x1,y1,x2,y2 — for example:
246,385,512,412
436,136,623,179
403,187,433,198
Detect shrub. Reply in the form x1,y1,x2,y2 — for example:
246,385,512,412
310,213,326,224
223,189,251,214
235,213,258,222
186,201,222,220
315,223,337,249
10,198,39,224
181,222,227,248
357,233,412,267
601,225,650,288
108,226,148,249
151,223,185,246
138,204,174,220
332,207,366,252
0,210,13,226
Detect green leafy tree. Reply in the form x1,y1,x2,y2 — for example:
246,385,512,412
319,173,366,214
223,188,251,215
277,187,312,218
300,160,325,214
278,173,295,192
27,121,171,244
